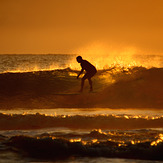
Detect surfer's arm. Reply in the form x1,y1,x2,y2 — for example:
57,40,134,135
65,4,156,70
77,68,84,79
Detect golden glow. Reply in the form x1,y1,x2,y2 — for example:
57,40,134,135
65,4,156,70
131,140,135,145
62,115,66,118
124,115,129,119
151,134,163,146
76,44,139,68
70,138,81,143
68,72,78,77
22,112,27,115
133,115,140,119
51,136,56,140
159,134,163,140
70,43,163,71
70,45,141,70
3,64,66,73
91,139,98,143
1,111,162,121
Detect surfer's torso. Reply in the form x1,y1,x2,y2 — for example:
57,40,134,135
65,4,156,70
81,60,97,74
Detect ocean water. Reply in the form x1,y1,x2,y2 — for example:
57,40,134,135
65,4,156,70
0,54,163,162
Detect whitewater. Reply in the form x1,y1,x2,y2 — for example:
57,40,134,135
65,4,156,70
0,54,163,162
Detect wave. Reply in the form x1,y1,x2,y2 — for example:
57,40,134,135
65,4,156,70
0,113,163,130
0,66,162,109
1,129,163,161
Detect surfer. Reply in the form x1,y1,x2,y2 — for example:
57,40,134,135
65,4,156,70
76,56,97,92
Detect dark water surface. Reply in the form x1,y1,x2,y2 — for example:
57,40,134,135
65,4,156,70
0,54,162,162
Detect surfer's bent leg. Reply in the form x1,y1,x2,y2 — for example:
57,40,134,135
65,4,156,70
81,71,96,92
80,78,85,92
88,78,93,92
88,71,97,92
80,73,88,92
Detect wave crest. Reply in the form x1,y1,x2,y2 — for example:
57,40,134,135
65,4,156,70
0,113,163,130
0,67,162,109
3,132,163,160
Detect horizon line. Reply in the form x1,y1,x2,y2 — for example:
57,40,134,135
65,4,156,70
0,53,76,55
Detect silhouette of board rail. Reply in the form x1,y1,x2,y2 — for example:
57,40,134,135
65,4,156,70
53,93,81,95
53,92,97,95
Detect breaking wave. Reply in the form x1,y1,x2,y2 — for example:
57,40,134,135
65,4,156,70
0,129,163,161
0,112,163,130
0,66,162,109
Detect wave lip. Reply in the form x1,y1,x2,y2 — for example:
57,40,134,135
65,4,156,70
0,67,163,109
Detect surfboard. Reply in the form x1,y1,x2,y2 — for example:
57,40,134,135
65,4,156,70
53,93,81,95
53,91,97,95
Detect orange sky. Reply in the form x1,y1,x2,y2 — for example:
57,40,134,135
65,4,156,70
0,0,163,54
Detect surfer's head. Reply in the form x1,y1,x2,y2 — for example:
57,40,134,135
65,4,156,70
76,56,83,63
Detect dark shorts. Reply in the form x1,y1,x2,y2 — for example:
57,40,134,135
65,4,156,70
82,71,97,80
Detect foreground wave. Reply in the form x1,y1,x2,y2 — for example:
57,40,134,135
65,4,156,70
0,129,163,161
0,66,163,109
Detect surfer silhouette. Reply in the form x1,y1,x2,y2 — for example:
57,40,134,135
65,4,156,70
76,56,97,92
